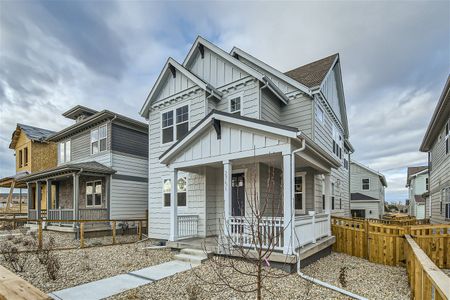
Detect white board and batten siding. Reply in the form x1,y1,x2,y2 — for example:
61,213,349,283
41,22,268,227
154,70,197,103
172,123,289,166
321,66,342,122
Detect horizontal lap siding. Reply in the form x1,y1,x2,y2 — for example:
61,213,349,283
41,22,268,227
214,79,260,119
111,124,148,158
110,179,148,219
261,89,281,123
350,201,380,219
112,154,148,178
280,94,312,137
148,91,206,239
429,123,450,223
350,163,383,200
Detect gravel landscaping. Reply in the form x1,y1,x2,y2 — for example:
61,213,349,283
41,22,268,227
110,252,410,300
0,241,174,293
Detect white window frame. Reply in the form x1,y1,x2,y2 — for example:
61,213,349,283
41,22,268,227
228,94,243,115
58,139,71,164
443,187,450,219
315,101,324,124
362,178,370,190
86,180,102,207
294,172,306,215
162,176,188,208
90,124,107,155
445,120,449,155
160,104,190,145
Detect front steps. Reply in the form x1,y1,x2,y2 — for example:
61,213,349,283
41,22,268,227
174,248,210,266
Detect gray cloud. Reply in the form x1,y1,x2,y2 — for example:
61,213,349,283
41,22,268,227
0,1,449,202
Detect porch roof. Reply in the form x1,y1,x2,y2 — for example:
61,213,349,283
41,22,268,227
17,162,116,182
159,109,341,170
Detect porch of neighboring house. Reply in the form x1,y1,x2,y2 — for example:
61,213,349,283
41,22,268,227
21,162,115,232
166,151,337,260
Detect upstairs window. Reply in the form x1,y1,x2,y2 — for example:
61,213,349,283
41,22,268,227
161,105,189,144
91,125,107,154
332,125,343,159
229,96,241,115
163,177,188,207
23,147,28,166
446,121,449,155
18,149,23,167
86,181,102,207
315,102,324,123
362,178,370,190
58,140,71,164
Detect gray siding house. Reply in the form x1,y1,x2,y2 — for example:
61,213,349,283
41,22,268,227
21,106,148,230
420,76,450,224
140,37,353,256
350,161,387,219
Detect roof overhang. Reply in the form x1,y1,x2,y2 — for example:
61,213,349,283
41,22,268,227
62,105,98,120
18,163,116,182
140,57,223,118
351,160,387,187
420,75,450,152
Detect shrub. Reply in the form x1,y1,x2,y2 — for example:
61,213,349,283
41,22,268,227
0,241,29,272
46,252,60,280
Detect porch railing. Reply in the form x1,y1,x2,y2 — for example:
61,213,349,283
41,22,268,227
177,215,199,239
47,209,74,226
294,213,330,248
227,216,284,251
28,209,37,220
79,208,108,221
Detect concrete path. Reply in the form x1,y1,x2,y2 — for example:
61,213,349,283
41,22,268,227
49,261,194,300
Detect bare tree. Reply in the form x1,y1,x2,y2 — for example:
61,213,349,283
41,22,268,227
194,158,294,299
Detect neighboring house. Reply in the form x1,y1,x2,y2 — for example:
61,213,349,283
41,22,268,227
350,161,387,219
420,76,450,224
19,106,149,230
140,36,353,258
0,124,56,212
406,166,429,219
0,193,27,209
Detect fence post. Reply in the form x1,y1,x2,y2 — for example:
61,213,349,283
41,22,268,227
38,220,43,249
364,219,369,259
80,222,85,248
12,214,16,230
112,221,116,244
138,221,143,240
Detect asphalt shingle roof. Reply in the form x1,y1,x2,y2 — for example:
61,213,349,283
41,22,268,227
284,54,338,88
407,166,428,179
351,192,378,201
17,123,55,141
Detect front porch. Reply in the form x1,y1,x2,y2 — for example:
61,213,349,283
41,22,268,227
159,112,340,256
20,162,115,231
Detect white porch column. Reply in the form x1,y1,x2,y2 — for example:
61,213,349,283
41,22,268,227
283,153,293,255
169,169,178,241
223,160,232,237
324,174,332,236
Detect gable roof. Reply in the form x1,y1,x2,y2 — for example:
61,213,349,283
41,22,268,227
406,166,428,186
351,192,379,201
48,109,147,142
284,54,339,89
351,161,388,187
9,124,55,149
420,75,450,152
140,57,223,118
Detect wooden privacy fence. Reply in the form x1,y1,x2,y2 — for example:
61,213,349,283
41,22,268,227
405,235,450,300
331,217,450,268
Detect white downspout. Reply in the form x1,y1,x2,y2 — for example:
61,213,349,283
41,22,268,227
291,135,368,300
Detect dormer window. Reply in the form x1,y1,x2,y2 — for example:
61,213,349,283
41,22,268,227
229,96,241,115
91,125,107,154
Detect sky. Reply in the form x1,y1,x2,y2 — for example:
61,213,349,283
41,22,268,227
0,1,449,202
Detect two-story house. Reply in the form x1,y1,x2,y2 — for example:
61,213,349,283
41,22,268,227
406,166,429,219
420,76,450,224
350,161,387,219
140,36,352,260
0,124,56,213
19,106,149,231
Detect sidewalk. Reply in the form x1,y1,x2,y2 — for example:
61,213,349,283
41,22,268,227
49,260,194,300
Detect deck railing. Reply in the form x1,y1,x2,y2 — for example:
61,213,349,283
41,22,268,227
227,216,284,251
79,208,108,221
177,215,199,239
294,213,330,248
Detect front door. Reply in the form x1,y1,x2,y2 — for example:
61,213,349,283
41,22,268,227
231,173,245,216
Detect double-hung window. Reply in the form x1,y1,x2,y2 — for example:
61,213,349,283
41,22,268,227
443,187,450,219
86,181,102,207
161,105,189,144
163,177,187,207
91,125,107,154
229,96,241,115
362,178,370,190
332,125,343,158
294,173,305,214
58,140,71,164
315,102,324,124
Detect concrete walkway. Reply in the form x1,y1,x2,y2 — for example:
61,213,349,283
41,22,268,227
49,260,194,300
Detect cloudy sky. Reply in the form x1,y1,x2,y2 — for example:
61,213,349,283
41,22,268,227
0,1,449,202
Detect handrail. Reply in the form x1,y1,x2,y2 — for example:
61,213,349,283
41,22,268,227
404,235,450,299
